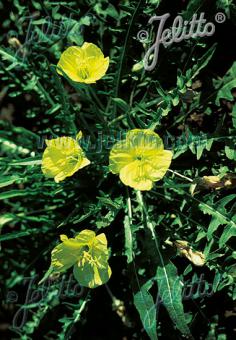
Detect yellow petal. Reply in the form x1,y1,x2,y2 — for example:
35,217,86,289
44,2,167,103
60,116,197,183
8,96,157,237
83,57,109,83
149,150,173,181
42,136,90,182
109,140,133,174
126,129,164,151
189,250,205,266
60,234,68,242
182,249,205,266
73,231,111,288
175,240,205,266
73,260,111,289
75,229,96,245
82,42,105,59
51,237,83,272
40,230,112,288
119,161,153,191
56,43,109,83
57,46,85,82
109,129,173,190
76,131,83,140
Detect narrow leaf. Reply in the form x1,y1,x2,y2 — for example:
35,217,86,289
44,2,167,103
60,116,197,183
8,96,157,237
156,262,191,335
134,279,158,340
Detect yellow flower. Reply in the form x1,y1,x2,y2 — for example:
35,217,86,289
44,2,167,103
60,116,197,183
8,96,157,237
42,132,90,183
56,42,109,83
174,240,205,266
109,129,173,191
40,230,112,289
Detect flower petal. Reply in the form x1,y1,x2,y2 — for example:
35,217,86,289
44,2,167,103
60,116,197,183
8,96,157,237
50,237,83,273
109,140,133,174
148,150,173,181
83,57,109,83
126,129,164,151
82,42,105,59
57,46,85,82
75,229,96,245
73,230,111,288
109,129,173,190
56,43,109,83
119,161,153,191
40,230,111,288
73,260,112,289
42,136,90,182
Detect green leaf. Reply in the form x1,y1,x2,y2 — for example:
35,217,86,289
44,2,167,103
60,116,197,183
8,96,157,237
9,157,42,166
156,262,191,335
134,279,158,340
111,98,130,112
0,46,27,69
0,229,39,241
199,195,236,245
95,195,123,229
0,175,21,188
232,104,236,128
0,189,40,200
216,0,234,18
181,0,203,20
225,142,236,160
173,130,214,159
0,213,15,228
148,0,161,5
219,224,236,247
190,44,217,80
215,62,236,105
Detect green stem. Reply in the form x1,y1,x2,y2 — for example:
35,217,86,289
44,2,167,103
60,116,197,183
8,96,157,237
89,86,105,111
85,87,106,126
37,79,55,107
108,113,126,127
74,299,87,323
127,190,133,222
168,169,193,182
124,188,134,263
136,190,165,267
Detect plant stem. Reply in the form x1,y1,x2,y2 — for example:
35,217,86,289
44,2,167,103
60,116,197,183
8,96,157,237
74,299,88,323
127,190,133,222
85,87,107,126
37,79,55,107
136,190,165,267
124,188,134,263
168,169,193,182
89,86,105,111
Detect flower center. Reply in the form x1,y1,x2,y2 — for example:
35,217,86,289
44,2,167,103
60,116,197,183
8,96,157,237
66,154,82,167
83,245,90,252
78,67,90,80
135,155,143,161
